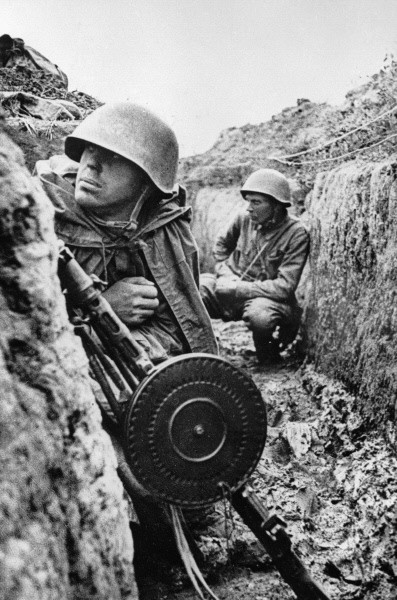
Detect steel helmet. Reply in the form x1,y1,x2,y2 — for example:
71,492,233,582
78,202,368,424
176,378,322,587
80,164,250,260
241,169,291,206
65,102,179,195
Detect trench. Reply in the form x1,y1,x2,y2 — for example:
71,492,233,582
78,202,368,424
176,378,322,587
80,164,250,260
135,320,397,600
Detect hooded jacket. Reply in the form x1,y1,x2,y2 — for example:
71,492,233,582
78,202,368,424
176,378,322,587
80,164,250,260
35,155,217,361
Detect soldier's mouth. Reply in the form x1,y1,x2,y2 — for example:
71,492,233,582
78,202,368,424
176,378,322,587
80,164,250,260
78,178,102,191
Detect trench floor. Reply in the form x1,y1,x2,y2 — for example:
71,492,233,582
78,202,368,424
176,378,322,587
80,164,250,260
136,321,397,600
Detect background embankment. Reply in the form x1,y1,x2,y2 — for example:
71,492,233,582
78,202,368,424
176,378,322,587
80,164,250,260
0,124,137,600
305,157,397,435
180,60,397,431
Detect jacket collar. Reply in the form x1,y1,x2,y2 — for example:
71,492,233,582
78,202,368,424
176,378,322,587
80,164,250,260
36,155,191,242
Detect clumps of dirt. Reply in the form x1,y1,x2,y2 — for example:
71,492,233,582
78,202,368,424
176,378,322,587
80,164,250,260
0,49,103,171
1,114,75,172
299,366,397,599
0,65,102,116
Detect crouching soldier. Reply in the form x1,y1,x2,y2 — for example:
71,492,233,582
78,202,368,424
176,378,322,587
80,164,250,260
35,101,217,361
200,168,309,364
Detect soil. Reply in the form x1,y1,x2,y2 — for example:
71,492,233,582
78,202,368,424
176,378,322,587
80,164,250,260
136,321,397,600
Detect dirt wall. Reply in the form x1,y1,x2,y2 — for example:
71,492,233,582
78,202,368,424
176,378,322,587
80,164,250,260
189,186,245,272
305,156,397,433
0,125,137,599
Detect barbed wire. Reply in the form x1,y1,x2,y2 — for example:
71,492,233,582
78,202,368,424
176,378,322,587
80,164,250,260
268,103,397,165
270,132,397,166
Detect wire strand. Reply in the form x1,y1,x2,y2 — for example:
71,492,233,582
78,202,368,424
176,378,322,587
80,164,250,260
270,132,397,166
268,103,397,162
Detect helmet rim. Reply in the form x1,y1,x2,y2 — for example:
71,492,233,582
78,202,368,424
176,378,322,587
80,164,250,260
65,102,179,195
240,168,292,207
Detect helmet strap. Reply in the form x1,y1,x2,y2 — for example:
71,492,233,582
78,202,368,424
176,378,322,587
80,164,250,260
125,184,152,232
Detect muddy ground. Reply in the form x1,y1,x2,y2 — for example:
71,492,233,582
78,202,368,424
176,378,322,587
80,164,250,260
136,321,397,600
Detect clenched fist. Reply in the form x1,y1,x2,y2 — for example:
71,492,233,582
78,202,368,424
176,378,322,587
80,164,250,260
103,276,159,325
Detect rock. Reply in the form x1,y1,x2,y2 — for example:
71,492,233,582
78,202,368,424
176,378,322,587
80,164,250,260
0,127,137,599
285,422,312,458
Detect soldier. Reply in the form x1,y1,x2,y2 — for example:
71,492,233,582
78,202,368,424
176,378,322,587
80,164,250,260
200,168,310,364
35,102,217,361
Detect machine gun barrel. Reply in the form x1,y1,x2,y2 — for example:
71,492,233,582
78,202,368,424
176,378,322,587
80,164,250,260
231,487,330,600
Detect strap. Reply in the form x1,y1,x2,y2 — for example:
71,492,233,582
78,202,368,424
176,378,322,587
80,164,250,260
239,218,301,281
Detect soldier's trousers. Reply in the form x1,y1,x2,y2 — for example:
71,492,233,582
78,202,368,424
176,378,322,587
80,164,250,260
200,273,302,356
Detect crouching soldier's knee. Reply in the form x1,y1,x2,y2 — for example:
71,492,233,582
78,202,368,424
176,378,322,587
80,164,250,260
242,297,284,336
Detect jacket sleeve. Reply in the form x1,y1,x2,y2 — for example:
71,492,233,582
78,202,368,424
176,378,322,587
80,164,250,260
213,212,242,277
235,227,310,302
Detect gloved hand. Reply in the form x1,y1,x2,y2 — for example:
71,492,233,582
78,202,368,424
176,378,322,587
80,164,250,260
103,276,159,326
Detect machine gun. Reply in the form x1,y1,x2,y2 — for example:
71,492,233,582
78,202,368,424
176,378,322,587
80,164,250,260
58,241,330,600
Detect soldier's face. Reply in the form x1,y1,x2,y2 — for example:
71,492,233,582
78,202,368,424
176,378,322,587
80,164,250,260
245,193,277,225
75,143,148,220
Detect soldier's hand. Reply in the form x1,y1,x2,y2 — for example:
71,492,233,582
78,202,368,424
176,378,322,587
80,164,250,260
103,276,159,325
215,276,238,300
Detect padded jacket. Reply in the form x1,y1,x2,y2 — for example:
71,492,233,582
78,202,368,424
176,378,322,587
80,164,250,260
35,155,217,361
213,210,310,305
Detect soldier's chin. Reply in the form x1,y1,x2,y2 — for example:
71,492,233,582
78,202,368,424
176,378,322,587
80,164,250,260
75,188,99,206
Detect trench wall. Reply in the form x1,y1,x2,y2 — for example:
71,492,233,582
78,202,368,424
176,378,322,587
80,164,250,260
189,185,245,272
189,157,397,432
305,156,397,431
0,127,137,599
